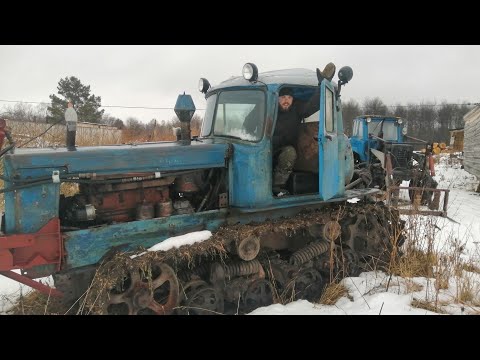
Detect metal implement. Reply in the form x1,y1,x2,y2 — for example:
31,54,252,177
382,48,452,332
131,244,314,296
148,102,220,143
386,185,450,217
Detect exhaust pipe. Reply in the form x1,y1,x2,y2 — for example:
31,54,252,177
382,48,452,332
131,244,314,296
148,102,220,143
65,101,78,151
174,93,196,145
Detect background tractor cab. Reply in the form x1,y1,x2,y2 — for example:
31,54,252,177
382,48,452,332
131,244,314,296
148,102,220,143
198,63,359,208
349,115,438,208
350,115,407,165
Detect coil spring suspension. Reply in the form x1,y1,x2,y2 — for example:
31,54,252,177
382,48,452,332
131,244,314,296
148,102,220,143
290,241,330,266
225,259,262,278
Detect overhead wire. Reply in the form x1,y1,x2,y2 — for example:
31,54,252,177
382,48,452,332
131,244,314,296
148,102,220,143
1,98,478,112
0,99,206,111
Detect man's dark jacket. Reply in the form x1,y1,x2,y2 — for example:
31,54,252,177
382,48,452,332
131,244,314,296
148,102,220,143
273,87,320,150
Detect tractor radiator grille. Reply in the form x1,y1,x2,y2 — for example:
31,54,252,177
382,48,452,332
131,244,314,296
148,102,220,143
391,145,412,168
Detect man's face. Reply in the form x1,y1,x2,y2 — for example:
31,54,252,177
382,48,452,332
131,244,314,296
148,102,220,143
278,95,293,112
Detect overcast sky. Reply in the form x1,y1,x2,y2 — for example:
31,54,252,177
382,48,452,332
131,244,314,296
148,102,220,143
0,45,479,123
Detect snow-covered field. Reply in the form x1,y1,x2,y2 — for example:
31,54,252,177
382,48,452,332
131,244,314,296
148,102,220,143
1,153,479,315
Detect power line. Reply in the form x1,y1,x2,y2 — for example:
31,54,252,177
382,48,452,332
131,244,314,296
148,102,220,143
380,102,479,108
0,99,206,111
0,98,478,110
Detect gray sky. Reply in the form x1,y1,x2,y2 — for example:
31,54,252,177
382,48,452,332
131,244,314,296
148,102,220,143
0,45,479,123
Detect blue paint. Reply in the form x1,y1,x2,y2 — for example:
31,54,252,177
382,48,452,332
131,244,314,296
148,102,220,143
229,140,271,208
64,209,227,269
2,142,229,233
4,183,60,233
318,82,343,200
3,142,229,179
174,94,196,121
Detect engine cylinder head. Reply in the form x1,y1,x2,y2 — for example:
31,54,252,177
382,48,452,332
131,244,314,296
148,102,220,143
155,200,173,217
136,202,154,220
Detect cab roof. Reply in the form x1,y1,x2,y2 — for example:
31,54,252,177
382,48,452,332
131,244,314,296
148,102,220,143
208,68,335,93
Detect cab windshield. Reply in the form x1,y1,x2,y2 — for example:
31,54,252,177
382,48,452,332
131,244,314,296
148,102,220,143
200,90,265,142
352,119,363,138
368,120,398,141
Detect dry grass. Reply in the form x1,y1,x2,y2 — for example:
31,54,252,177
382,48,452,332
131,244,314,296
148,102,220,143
385,207,480,313
319,282,349,305
404,279,424,293
411,298,447,314
6,290,70,315
60,182,79,196
459,262,480,275
453,274,480,305
392,248,436,278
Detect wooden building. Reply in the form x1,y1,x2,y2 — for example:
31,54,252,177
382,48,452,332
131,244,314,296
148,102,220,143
449,128,464,152
463,106,480,179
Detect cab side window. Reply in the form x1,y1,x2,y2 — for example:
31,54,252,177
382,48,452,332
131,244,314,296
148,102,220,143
325,87,334,133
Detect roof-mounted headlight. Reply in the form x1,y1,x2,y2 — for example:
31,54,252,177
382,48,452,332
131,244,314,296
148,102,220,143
366,117,372,123
198,78,210,94
242,63,258,82
397,118,403,124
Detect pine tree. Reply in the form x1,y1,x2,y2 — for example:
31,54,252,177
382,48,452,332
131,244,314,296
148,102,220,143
47,76,104,124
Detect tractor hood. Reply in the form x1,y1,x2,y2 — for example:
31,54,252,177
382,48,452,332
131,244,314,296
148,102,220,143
3,141,231,179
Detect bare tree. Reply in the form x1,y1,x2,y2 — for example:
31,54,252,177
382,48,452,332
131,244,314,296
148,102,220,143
125,117,145,134
437,102,456,141
0,102,48,123
169,114,203,137
102,113,124,129
417,102,437,142
404,103,420,139
341,99,361,136
362,97,388,116
392,104,407,119
453,103,472,129
191,114,203,136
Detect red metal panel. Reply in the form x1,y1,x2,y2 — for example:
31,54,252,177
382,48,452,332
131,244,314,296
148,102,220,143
0,218,62,273
0,250,13,270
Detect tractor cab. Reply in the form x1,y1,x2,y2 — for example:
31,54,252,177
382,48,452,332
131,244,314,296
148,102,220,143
350,115,407,164
198,63,358,209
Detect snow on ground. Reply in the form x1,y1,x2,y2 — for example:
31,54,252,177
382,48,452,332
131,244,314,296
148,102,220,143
251,269,480,315
1,153,479,315
251,272,441,315
396,154,480,262
0,271,52,313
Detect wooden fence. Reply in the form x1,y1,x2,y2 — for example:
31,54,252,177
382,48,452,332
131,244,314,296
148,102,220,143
6,120,122,147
